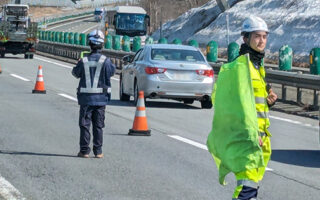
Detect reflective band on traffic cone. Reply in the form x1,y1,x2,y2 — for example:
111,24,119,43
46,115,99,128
32,65,46,94
128,91,151,136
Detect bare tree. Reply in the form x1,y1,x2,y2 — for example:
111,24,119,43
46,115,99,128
0,0,12,6
138,0,209,34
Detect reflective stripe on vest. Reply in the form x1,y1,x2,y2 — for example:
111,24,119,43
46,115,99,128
255,97,266,104
80,55,106,93
237,180,259,189
257,111,269,119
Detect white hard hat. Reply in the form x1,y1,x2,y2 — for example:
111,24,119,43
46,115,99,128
88,30,105,45
241,16,269,35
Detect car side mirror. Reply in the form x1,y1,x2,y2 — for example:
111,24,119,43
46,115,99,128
122,55,133,64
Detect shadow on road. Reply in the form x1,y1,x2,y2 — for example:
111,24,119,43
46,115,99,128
108,99,201,109
271,149,320,168
83,19,96,23
146,101,201,109
0,150,77,158
108,100,133,107
0,56,24,59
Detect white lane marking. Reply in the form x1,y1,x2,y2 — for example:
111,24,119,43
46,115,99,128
10,74,30,82
58,93,77,102
168,135,274,171
46,18,87,30
81,25,98,33
0,176,26,200
34,57,73,69
266,167,273,171
270,115,317,128
111,77,119,81
168,135,208,150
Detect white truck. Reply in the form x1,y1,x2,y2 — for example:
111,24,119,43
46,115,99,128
0,4,38,59
94,7,105,22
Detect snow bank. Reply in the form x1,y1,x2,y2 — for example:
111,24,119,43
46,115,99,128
153,0,320,60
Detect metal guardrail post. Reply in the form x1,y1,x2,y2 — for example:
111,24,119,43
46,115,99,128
282,85,287,101
297,87,302,104
314,90,319,107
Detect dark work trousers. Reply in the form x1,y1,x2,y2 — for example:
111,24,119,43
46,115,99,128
79,105,106,155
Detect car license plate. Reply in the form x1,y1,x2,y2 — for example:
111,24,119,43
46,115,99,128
172,72,192,80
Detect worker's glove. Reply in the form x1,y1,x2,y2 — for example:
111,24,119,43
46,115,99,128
267,88,277,107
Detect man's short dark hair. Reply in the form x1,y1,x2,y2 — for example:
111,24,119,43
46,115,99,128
242,32,250,39
89,41,103,50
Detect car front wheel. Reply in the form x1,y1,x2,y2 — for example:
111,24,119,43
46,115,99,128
200,99,212,109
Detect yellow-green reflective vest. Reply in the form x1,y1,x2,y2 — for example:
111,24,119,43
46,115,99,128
0,31,8,43
207,54,268,185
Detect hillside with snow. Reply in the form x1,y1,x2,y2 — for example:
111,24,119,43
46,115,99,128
152,0,320,62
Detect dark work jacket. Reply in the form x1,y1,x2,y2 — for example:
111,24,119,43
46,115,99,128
72,50,115,106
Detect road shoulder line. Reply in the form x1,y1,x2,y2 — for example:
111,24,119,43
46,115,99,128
0,175,25,200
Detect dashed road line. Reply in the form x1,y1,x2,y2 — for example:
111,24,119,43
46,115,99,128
58,93,77,102
168,135,208,150
10,74,30,82
34,57,73,69
168,135,274,171
270,115,317,129
0,175,26,200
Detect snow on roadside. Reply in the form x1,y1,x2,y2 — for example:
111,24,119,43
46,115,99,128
153,0,320,62
152,1,238,43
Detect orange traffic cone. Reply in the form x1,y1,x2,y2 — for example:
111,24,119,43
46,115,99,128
32,65,46,94
128,91,151,136
0,64,2,74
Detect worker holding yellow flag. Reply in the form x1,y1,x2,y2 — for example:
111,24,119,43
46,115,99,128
207,16,277,200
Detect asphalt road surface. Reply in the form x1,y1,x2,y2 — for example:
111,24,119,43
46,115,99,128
0,54,319,200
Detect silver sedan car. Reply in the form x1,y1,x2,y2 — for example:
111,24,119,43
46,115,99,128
119,44,214,109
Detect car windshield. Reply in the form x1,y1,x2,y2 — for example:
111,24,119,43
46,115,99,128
151,49,205,62
6,6,28,16
94,10,103,15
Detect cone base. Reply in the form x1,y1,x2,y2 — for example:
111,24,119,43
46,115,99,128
128,129,151,136
32,90,46,94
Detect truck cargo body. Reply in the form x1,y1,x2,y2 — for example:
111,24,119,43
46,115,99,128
0,4,37,58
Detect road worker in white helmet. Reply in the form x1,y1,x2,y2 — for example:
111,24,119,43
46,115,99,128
72,30,115,158
207,15,277,200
